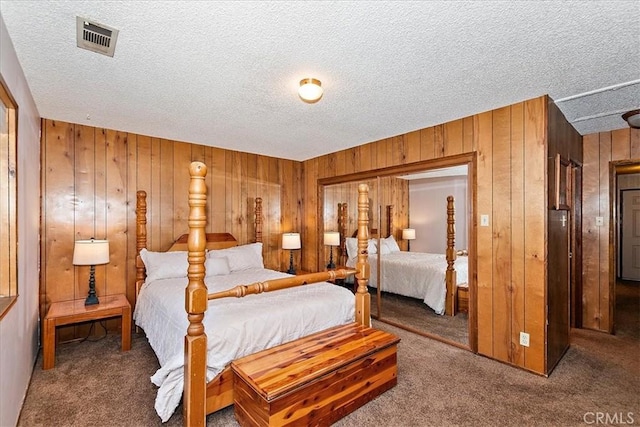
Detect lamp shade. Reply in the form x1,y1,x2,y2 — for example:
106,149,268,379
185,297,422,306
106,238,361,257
402,228,416,240
282,233,301,250
324,231,340,246
298,78,323,103
73,239,110,265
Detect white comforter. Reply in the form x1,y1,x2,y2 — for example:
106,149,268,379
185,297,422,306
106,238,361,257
133,268,355,422
348,252,468,315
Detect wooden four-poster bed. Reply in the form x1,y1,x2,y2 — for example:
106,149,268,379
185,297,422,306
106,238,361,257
337,196,468,316
134,162,398,426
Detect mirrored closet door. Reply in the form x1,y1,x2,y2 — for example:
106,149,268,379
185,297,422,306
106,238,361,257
319,157,475,349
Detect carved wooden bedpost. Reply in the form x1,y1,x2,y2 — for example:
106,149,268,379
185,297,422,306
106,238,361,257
135,191,147,286
445,195,457,316
184,162,208,427
355,184,371,327
255,197,263,243
338,203,347,266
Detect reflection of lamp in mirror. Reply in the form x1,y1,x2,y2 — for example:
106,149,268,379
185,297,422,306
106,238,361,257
402,228,416,252
324,231,340,269
73,238,110,305
282,233,301,275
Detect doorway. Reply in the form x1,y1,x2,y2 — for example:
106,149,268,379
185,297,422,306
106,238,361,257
612,162,640,335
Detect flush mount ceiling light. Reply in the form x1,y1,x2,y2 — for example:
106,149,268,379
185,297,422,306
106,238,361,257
622,109,640,129
298,78,323,103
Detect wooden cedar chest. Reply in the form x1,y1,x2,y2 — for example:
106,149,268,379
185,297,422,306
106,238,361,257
230,322,400,426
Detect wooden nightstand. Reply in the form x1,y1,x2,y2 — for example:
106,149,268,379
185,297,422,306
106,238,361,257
43,293,131,370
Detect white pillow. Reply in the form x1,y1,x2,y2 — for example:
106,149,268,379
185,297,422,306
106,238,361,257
205,256,231,276
379,241,392,255
209,243,264,272
368,239,377,254
383,235,401,253
140,248,188,282
346,238,358,260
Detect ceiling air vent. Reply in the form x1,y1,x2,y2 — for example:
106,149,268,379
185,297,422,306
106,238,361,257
76,16,119,57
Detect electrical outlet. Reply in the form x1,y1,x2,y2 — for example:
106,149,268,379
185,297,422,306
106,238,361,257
519,332,530,347
480,214,489,227
595,216,604,226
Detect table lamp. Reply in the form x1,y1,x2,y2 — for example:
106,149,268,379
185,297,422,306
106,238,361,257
73,238,110,305
282,233,301,275
402,228,416,252
324,231,340,269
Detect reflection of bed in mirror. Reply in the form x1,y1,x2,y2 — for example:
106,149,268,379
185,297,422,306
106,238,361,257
340,196,468,316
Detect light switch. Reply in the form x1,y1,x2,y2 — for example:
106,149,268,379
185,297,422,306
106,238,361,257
595,216,604,226
480,214,489,227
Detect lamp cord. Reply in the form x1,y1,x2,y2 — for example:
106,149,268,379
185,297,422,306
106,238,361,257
78,320,108,344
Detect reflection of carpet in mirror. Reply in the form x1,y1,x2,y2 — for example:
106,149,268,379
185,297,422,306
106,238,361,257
616,280,639,340
370,289,468,345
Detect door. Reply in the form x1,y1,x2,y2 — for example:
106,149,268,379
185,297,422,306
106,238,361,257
547,209,570,371
620,189,640,281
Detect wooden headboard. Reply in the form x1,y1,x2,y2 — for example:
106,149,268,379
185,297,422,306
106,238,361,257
167,233,238,252
351,228,379,238
134,192,264,290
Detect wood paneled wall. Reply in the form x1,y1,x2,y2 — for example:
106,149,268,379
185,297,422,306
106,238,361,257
379,176,411,243
40,119,302,337
304,96,549,373
582,127,640,332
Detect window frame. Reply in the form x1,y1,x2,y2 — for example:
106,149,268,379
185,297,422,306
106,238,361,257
0,77,18,319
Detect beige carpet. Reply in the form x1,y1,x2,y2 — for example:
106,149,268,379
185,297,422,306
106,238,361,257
18,284,639,427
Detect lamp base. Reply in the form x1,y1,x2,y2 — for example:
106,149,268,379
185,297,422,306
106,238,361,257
286,249,296,275
85,294,99,306
326,247,336,269
85,265,99,305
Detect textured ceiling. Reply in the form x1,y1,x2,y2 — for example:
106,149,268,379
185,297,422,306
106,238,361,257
1,1,638,161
